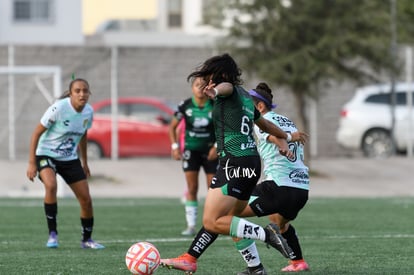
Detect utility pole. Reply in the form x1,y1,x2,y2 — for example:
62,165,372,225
390,0,397,156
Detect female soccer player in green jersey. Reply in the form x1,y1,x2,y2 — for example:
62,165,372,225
169,77,218,236
161,54,308,274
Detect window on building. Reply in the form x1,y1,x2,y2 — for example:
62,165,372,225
13,0,54,23
168,0,182,28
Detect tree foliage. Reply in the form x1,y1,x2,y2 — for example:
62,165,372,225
210,0,402,93
205,0,414,158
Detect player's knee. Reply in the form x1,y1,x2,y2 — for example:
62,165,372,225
202,218,216,233
45,185,58,196
78,196,92,209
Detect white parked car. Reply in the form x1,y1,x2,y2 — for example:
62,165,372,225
336,83,414,158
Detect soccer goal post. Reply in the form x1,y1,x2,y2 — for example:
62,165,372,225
0,65,70,197
0,66,62,160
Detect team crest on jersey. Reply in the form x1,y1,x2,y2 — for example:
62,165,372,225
39,159,48,167
83,119,89,128
47,119,55,127
185,109,193,117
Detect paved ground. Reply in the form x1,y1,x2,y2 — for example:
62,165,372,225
1,156,413,198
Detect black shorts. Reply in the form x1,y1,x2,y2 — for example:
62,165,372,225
210,155,261,200
182,149,218,174
36,156,86,184
249,180,308,220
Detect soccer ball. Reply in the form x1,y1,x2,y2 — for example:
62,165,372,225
125,242,161,275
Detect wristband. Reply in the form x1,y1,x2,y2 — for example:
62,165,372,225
286,133,292,142
213,87,219,97
171,143,179,150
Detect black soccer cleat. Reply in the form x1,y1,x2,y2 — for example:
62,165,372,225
264,223,295,259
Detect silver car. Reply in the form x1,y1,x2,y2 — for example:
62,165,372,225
336,83,414,158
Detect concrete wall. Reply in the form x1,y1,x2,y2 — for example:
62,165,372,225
0,45,356,160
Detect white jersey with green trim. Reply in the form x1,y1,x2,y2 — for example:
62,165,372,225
36,97,93,161
254,111,309,190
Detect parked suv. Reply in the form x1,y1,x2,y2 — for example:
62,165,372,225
336,83,414,158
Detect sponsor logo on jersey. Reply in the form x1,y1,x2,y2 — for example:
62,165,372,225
276,116,296,128
224,159,257,181
241,142,256,150
289,169,309,184
193,117,209,128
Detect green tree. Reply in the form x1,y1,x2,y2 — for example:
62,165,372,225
206,0,414,160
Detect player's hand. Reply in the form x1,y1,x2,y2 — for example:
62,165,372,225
278,139,294,158
280,148,294,159
207,146,218,161
171,148,182,160
292,131,309,145
83,164,91,178
26,163,37,182
203,80,217,99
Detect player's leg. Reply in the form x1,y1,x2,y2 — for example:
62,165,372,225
182,150,204,235
38,164,59,248
69,179,104,249
233,203,267,274
205,172,215,188
182,170,199,235
234,237,267,275
180,154,217,236
60,159,104,249
203,186,289,257
271,186,310,272
270,214,309,272
202,155,258,235
160,180,237,273
202,155,218,190
234,182,298,274
160,190,267,273
161,226,218,273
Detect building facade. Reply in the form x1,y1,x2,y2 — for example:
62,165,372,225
0,0,83,45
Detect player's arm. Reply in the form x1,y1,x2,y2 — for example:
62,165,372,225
204,81,233,99
255,117,287,139
267,135,294,158
79,133,91,177
256,117,308,144
169,116,181,160
27,123,47,181
207,142,218,161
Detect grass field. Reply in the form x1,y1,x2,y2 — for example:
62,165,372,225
0,197,413,274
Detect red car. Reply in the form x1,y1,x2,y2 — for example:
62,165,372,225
87,97,175,158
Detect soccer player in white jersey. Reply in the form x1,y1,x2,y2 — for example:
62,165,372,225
234,82,310,274
26,78,104,249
